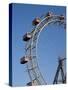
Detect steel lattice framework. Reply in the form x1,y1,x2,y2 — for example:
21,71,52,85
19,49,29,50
21,12,66,86
53,57,66,84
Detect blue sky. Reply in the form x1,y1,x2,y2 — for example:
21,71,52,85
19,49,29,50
11,3,66,86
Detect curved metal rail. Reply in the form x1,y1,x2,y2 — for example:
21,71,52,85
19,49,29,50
24,14,66,85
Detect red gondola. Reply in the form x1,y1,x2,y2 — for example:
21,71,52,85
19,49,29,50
32,17,40,26
45,11,53,20
23,32,31,41
20,56,29,64
59,15,64,20
27,82,32,86
46,11,52,17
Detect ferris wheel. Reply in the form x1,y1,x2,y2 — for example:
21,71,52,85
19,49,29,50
20,12,66,86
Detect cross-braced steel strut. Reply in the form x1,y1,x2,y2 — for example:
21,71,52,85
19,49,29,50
53,57,66,84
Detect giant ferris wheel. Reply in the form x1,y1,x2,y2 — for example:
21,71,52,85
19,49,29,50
20,12,66,86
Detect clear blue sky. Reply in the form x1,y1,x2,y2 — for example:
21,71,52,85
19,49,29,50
11,3,66,86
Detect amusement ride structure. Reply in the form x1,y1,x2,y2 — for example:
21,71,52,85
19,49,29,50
20,12,66,86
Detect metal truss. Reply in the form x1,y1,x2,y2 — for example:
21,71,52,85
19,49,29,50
21,12,66,86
